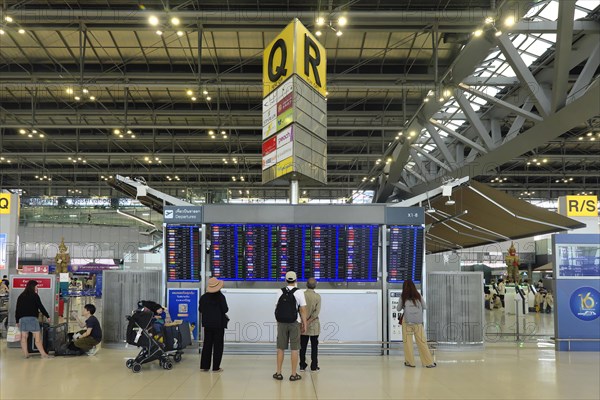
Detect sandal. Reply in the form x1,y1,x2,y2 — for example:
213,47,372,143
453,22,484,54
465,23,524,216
272,373,283,380
289,374,302,381
404,362,415,368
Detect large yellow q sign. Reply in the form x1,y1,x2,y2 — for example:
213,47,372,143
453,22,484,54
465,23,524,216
0,194,11,214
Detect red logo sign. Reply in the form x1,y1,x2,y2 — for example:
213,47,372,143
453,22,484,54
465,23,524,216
262,136,277,156
13,277,53,289
277,93,293,115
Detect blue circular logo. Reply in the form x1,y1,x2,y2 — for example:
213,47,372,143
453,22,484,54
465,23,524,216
570,287,600,321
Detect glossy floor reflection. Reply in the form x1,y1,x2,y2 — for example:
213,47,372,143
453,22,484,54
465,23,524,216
1,340,599,400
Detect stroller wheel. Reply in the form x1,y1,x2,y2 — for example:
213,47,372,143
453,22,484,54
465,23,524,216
132,363,142,373
173,353,182,363
163,361,173,370
126,359,134,369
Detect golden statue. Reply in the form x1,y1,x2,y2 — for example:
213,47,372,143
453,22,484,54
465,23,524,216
54,237,71,274
505,242,520,284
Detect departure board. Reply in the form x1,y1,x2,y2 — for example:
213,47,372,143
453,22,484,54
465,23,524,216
166,225,201,282
211,224,244,280
209,224,379,282
279,225,310,280
346,225,379,281
244,225,277,280
311,225,342,281
387,226,424,283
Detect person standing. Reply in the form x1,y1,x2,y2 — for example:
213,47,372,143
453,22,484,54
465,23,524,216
300,277,321,372
397,279,435,368
498,278,506,309
273,271,307,382
199,277,228,372
15,280,52,358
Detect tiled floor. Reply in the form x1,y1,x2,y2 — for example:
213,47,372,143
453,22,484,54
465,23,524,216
1,340,599,400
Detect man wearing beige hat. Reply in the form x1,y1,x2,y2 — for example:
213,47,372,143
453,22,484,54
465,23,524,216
273,271,308,382
199,277,228,372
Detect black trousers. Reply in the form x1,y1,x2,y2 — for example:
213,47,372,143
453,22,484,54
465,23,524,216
200,327,225,371
299,335,319,370
499,295,505,308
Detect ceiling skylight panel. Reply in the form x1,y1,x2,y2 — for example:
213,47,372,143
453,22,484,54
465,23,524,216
538,1,559,20
526,39,552,56
576,0,596,12
524,2,548,18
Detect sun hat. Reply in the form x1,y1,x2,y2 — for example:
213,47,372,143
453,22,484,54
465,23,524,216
285,271,297,283
207,277,224,293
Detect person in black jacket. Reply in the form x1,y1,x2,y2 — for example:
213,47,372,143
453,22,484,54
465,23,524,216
199,277,228,372
15,280,51,358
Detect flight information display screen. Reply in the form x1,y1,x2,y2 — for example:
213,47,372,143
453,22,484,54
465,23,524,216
387,226,424,283
165,225,201,282
209,224,379,282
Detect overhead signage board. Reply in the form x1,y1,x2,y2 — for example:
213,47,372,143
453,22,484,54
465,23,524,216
565,195,598,217
163,206,203,224
263,19,327,97
0,194,11,214
0,233,6,270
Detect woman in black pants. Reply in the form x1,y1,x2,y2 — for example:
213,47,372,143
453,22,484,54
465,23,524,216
199,277,228,372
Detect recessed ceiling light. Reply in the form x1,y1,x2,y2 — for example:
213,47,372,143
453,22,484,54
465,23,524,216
171,17,180,26
315,30,322,37
19,129,26,134
485,17,494,24
148,16,159,26
82,88,89,94
504,16,515,27
316,17,325,26
206,96,212,101
74,96,81,101
32,130,37,133
202,90,208,95
473,29,483,37
5,16,13,23
0,29,5,35
186,89,193,96
336,30,343,37
89,96,96,101
18,29,25,34
191,96,196,101
495,30,502,37
338,16,347,27
156,30,163,36
177,31,184,37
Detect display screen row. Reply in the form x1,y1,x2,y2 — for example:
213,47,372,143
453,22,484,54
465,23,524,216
166,225,201,282
210,224,379,282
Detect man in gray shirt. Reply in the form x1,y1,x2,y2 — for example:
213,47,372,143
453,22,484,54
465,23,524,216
300,278,321,372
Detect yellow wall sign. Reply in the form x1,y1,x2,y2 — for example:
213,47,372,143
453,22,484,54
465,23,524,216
275,157,294,178
565,195,598,217
0,194,11,214
263,19,327,97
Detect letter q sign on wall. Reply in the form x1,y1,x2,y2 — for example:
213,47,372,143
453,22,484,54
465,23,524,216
263,19,327,97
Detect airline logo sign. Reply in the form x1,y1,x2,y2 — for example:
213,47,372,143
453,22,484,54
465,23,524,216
0,194,10,214
276,126,294,162
276,157,294,178
263,19,326,97
262,136,277,170
566,195,598,217
262,79,295,140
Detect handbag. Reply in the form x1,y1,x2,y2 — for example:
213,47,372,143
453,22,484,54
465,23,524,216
223,314,230,329
7,326,21,342
398,313,404,325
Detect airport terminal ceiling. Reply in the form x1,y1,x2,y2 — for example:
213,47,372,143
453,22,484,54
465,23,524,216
0,1,598,203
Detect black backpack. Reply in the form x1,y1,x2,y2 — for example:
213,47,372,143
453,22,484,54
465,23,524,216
275,287,298,323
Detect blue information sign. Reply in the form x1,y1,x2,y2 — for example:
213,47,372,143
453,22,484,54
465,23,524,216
167,288,200,340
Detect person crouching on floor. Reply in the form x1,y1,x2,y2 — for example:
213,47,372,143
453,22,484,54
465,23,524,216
60,304,102,356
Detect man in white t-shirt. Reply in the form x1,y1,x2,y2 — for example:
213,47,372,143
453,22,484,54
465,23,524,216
273,271,307,382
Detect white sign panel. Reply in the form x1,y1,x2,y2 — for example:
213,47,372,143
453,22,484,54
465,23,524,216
277,142,293,162
389,290,403,341
276,78,294,101
262,153,277,170
277,125,294,147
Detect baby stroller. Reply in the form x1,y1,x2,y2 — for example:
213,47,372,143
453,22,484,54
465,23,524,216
125,310,188,373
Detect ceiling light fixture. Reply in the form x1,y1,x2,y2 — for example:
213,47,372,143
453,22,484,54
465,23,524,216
504,16,516,27
170,17,180,26
148,16,159,26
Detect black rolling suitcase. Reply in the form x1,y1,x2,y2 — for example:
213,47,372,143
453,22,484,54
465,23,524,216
27,322,50,354
162,322,192,350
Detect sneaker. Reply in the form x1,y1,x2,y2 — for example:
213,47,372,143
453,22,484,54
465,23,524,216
299,368,306,372
86,346,98,356
310,367,320,372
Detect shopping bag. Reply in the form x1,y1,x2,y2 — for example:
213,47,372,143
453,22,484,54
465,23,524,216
7,326,21,342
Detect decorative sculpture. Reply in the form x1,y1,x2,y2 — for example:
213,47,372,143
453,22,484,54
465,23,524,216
505,242,520,284
54,237,71,274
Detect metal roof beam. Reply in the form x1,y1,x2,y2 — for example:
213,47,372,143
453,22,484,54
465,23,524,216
454,89,495,150
428,119,487,154
551,0,576,112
